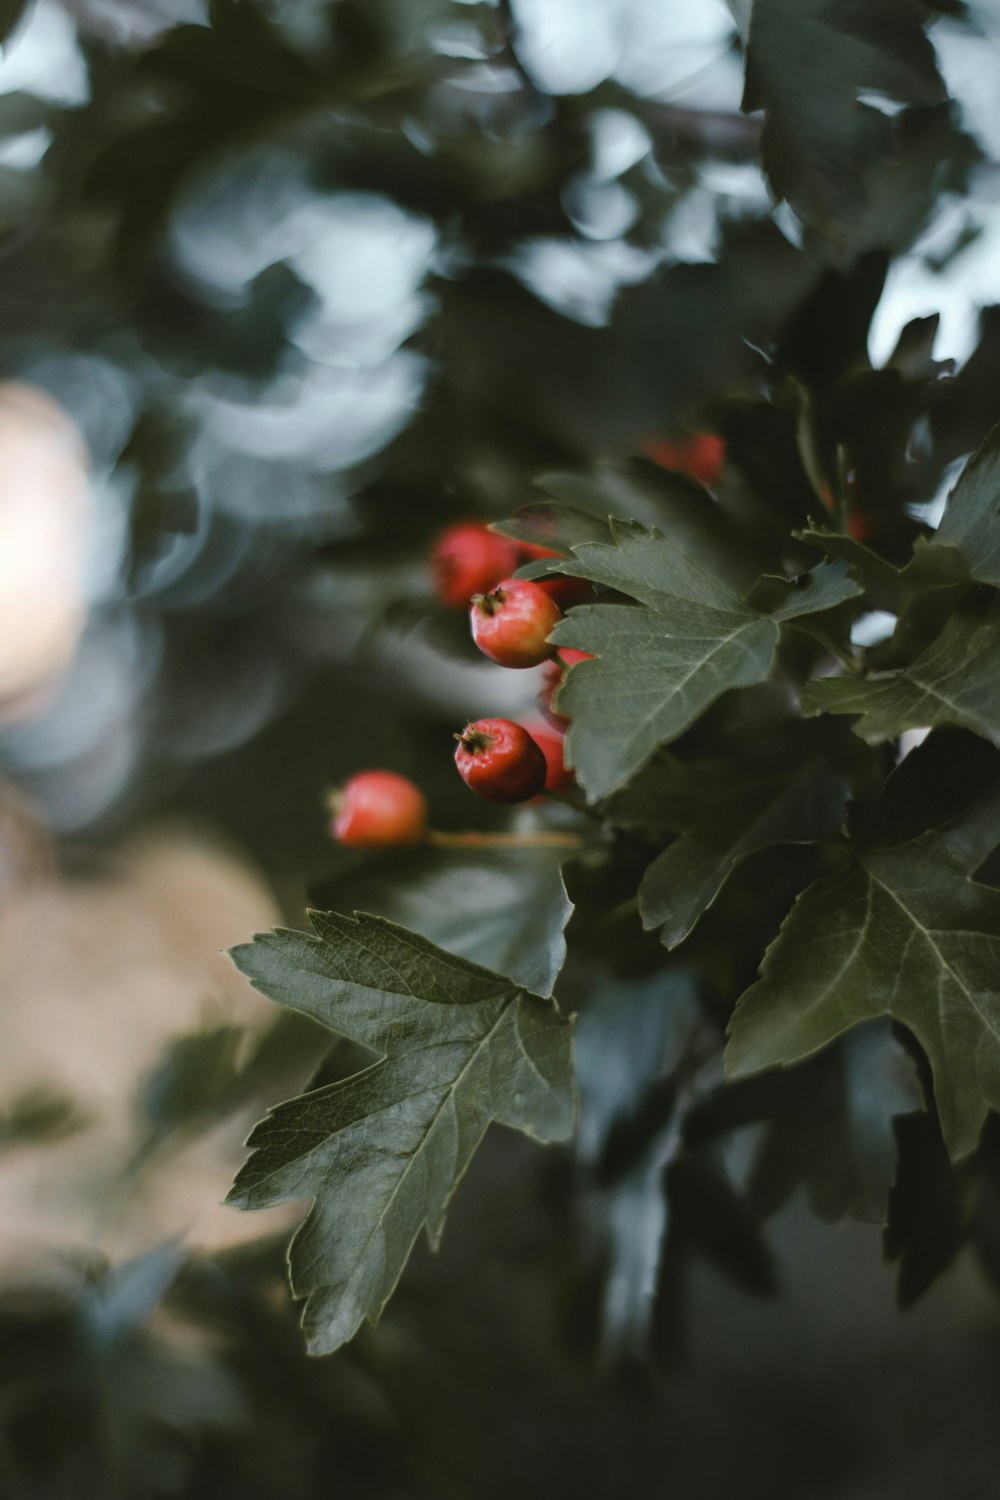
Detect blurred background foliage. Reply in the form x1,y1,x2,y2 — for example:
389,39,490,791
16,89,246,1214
3,0,1000,1494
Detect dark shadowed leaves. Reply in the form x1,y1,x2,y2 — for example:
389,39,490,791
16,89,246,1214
884,1111,964,1304
908,423,1000,587
0,1242,242,1497
664,1154,776,1295
574,970,694,1354
743,0,945,240
803,603,1000,744
636,760,849,948
689,1022,921,1224
727,739,1000,1155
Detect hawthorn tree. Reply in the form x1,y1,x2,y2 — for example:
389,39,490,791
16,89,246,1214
5,0,1000,1495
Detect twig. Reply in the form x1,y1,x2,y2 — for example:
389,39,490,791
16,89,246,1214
428,828,584,849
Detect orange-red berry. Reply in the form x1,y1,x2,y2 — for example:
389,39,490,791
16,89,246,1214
539,647,593,725
431,522,520,609
519,718,574,792
645,432,725,486
469,578,562,668
517,542,592,609
330,770,427,847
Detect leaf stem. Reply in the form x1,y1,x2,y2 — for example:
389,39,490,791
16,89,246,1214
542,787,605,823
784,619,862,674
428,828,584,849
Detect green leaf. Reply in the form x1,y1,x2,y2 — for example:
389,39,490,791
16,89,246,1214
310,845,573,998
795,526,903,585
743,0,945,240
227,912,574,1354
769,560,866,620
726,757,1000,1156
802,605,1000,744
909,424,1000,587
550,523,860,798
638,761,849,948
554,600,775,800
501,507,612,561
535,462,770,598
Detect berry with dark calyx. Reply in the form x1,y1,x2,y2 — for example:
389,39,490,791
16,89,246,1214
645,431,725,486
431,521,520,609
330,770,427,847
519,718,574,792
469,578,562,668
454,718,547,803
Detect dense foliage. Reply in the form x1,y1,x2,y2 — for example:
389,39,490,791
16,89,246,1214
5,0,1000,1494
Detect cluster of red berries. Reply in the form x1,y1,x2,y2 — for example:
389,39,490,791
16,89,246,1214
453,528,591,804
330,433,726,846
329,522,596,844
438,521,591,808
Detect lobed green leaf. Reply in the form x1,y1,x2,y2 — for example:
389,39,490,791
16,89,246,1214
227,912,574,1354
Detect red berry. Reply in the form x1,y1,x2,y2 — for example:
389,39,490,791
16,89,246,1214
539,647,593,725
454,718,547,803
645,432,725,486
519,718,574,792
539,659,565,726
516,540,561,563
516,542,591,609
556,647,593,669
536,576,593,609
330,770,427,847
431,522,520,609
469,578,562,669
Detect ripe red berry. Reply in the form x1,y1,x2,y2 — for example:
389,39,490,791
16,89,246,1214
645,432,725,486
469,578,562,668
519,718,574,792
539,646,593,725
556,647,593,669
454,718,548,803
330,770,427,847
431,522,520,609
516,542,592,609
536,576,593,609
517,541,560,563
